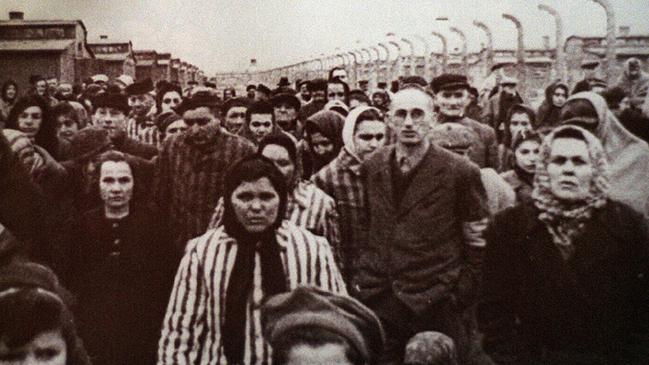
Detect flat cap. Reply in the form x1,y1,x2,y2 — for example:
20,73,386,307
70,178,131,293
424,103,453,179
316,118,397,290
430,74,470,94
261,286,385,363
94,92,129,114
125,78,154,96
270,92,301,111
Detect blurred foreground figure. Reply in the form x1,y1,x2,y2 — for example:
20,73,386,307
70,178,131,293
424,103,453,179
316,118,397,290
480,125,649,364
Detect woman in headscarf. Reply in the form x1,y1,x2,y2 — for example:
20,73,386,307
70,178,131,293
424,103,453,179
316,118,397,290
207,133,340,267
500,130,542,204
158,155,345,365
559,91,649,219
0,80,18,126
300,109,345,178
536,81,569,129
480,125,649,364
311,106,388,281
497,103,536,172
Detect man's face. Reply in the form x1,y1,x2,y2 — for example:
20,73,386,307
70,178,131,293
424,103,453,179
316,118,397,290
58,83,73,98
35,80,47,96
309,132,334,156
547,138,593,201
312,90,327,103
99,161,133,210
327,83,346,103
274,102,297,131
331,69,348,83
249,113,273,143
354,120,386,161
551,87,567,108
300,84,311,101
47,78,58,89
261,144,295,185
164,119,188,141
286,343,353,365
0,329,67,365
183,107,220,146
18,106,43,139
224,106,247,134
129,93,154,116
94,107,127,139
509,112,533,140
390,89,433,146
231,177,280,233
435,88,468,118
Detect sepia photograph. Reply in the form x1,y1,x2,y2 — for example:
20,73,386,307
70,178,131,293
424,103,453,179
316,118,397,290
0,0,648,364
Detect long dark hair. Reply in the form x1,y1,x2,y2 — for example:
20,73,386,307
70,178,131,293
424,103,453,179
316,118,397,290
5,96,59,158
222,155,288,239
1,80,18,103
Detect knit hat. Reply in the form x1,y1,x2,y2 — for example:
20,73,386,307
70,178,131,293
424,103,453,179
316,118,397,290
69,127,112,161
257,84,271,95
404,332,458,365
430,74,470,94
125,78,154,96
261,286,385,363
428,123,477,151
94,92,129,114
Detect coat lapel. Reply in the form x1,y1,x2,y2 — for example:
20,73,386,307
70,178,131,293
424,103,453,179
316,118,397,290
367,147,396,213
397,146,447,216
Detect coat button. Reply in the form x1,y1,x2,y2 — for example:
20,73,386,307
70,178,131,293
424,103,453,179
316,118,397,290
114,239,121,246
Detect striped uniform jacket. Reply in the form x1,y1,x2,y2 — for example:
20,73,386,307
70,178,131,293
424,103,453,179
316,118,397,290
127,116,161,148
157,222,347,365
154,130,256,252
207,180,341,267
311,148,367,281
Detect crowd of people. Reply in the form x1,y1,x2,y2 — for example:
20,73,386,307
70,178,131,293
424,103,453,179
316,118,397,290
0,56,648,365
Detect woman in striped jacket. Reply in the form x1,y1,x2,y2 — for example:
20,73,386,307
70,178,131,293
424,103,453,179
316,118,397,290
207,134,341,267
158,155,346,365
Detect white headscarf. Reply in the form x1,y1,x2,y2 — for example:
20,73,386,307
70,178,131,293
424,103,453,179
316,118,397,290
341,105,383,161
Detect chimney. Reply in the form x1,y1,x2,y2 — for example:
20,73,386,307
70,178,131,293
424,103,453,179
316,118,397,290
542,35,551,50
8,11,24,20
619,26,630,37
99,35,108,40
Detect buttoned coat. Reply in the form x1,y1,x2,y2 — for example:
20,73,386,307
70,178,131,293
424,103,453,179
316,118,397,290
352,144,488,315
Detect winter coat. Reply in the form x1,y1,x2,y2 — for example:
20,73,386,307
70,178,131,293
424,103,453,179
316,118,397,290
438,116,498,169
353,144,488,315
71,205,174,365
154,130,255,254
480,200,649,364
482,91,524,142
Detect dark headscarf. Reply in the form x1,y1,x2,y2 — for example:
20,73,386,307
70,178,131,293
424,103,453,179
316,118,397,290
536,82,569,129
221,155,289,364
503,104,537,148
304,110,345,175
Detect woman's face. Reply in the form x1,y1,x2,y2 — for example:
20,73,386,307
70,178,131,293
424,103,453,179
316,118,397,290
231,177,280,233
0,329,67,365
164,119,188,141
160,91,182,113
5,85,16,100
509,112,532,141
514,140,540,174
551,87,567,107
261,144,295,185
547,138,594,201
18,106,43,139
56,114,79,140
99,161,134,210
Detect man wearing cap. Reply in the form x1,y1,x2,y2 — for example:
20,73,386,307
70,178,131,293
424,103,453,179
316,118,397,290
246,84,257,99
271,90,302,138
297,80,312,106
256,83,272,102
614,57,649,108
354,85,489,364
125,78,159,148
262,286,385,365
432,74,498,169
482,76,523,143
92,92,158,160
299,78,328,123
572,60,603,94
154,91,256,255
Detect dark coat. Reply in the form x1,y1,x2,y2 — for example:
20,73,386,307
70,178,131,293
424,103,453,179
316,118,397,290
480,200,649,364
70,206,174,365
352,144,488,315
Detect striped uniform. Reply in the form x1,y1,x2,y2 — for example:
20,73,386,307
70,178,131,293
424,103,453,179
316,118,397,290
127,117,161,148
157,222,347,365
207,180,341,267
311,149,367,280
154,131,256,252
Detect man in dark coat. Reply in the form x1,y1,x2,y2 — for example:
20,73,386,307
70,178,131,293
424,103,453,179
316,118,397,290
299,78,328,123
353,86,489,364
482,76,524,143
154,92,255,256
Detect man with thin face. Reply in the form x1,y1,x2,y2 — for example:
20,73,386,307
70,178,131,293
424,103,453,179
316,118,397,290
354,85,488,364
222,97,250,134
271,92,301,138
125,78,158,147
432,74,498,169
154,92,256,255
483,76,523,143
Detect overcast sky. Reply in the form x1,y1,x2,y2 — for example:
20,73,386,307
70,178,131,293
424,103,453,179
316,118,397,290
2,0,648,74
